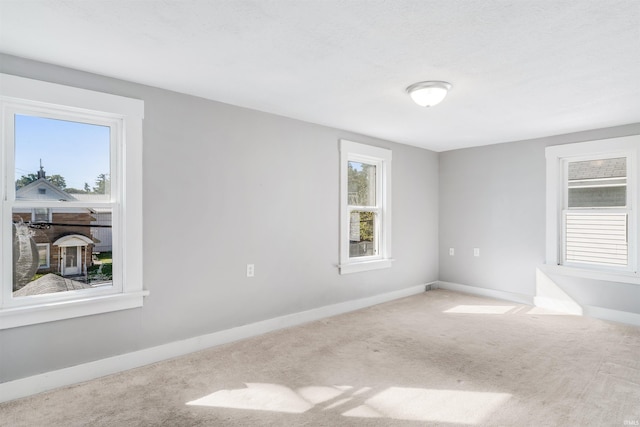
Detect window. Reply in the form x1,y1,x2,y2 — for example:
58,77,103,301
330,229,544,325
0,73,145,329
36,243,50,269
545,135,640,281
339,140,392,274
31,207,52,223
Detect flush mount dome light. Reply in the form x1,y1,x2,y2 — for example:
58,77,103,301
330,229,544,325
406,81,452,107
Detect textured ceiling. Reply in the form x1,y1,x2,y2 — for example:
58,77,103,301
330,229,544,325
1,0,639,152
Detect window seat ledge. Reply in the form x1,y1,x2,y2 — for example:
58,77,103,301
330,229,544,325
539,264,640,285
0,290,149,330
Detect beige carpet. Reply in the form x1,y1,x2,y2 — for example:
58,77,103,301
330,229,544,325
1,289,639,426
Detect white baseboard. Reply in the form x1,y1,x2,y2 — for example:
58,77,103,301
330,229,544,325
583,304,640,326
534,296,640,326
435,281,534,305
0,283,429,404
438,281,640,327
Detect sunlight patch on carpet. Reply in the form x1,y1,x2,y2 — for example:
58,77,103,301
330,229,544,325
186,383,344,413
342,387,511,424
297,385,345,404
444,305,517,314
187,383,511,423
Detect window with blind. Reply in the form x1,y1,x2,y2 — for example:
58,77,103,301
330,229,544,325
564,157,628,267
546,136,640,278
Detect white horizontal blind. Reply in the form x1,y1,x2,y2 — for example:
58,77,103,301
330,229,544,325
565,212,628,266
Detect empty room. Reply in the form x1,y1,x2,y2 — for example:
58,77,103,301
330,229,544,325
0,1,639,426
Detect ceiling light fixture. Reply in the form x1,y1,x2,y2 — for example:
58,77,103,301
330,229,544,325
406,81,452,107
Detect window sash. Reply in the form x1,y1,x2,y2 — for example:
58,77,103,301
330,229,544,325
348,207,381,259
563,154,628,210
347,160,377,207
4,104,120,204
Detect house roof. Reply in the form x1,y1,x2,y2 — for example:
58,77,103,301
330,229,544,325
569,158,627,181
53,234,94,247
16,179,77,201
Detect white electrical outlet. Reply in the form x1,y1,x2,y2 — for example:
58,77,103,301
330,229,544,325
474,248,480,257
246,264,255,277
449,248,455,256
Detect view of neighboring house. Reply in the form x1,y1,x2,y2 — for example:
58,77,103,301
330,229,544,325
12,174,108,290
72,193,113,252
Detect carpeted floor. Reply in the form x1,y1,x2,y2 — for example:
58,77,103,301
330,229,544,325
1,289,639,426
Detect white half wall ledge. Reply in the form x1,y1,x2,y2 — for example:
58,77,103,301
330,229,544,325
0,283,430,404
436,280,640,327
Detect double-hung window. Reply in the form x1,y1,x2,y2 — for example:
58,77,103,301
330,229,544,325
339,140,392,274
0,74,145,329
545,135,640,281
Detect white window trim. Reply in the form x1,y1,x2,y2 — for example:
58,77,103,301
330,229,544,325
31,207,52,223
36,243,50,269
0,73,147,329
339,139,392,274
545,135,640,285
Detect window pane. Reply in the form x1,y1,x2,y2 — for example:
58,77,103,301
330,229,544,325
33,208,50,223
348,161,376,206
349,211,377,257
37,244,49,269
565,212,627,266
12,207,113,297
568,158,626,208
15,115,111,200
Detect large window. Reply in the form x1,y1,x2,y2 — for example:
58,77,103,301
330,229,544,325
546,136,640,281
339,140,392,274
0,74,145,329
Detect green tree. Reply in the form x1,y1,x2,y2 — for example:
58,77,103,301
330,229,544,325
65,187,87,194
93,173,110,195
48,174,66,189
15,173,38,190
16,173,66,190
65,181,91,194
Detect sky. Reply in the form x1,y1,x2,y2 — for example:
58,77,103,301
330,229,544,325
15,114,110,190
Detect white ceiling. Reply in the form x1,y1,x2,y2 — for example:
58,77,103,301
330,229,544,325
1,0,639,152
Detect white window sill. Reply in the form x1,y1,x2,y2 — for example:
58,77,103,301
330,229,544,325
0,290,149,330
539,264,640,285
339,258,393,275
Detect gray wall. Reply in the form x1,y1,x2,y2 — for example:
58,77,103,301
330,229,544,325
0,54,439,383
3,52,638,386
439,123,640,313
